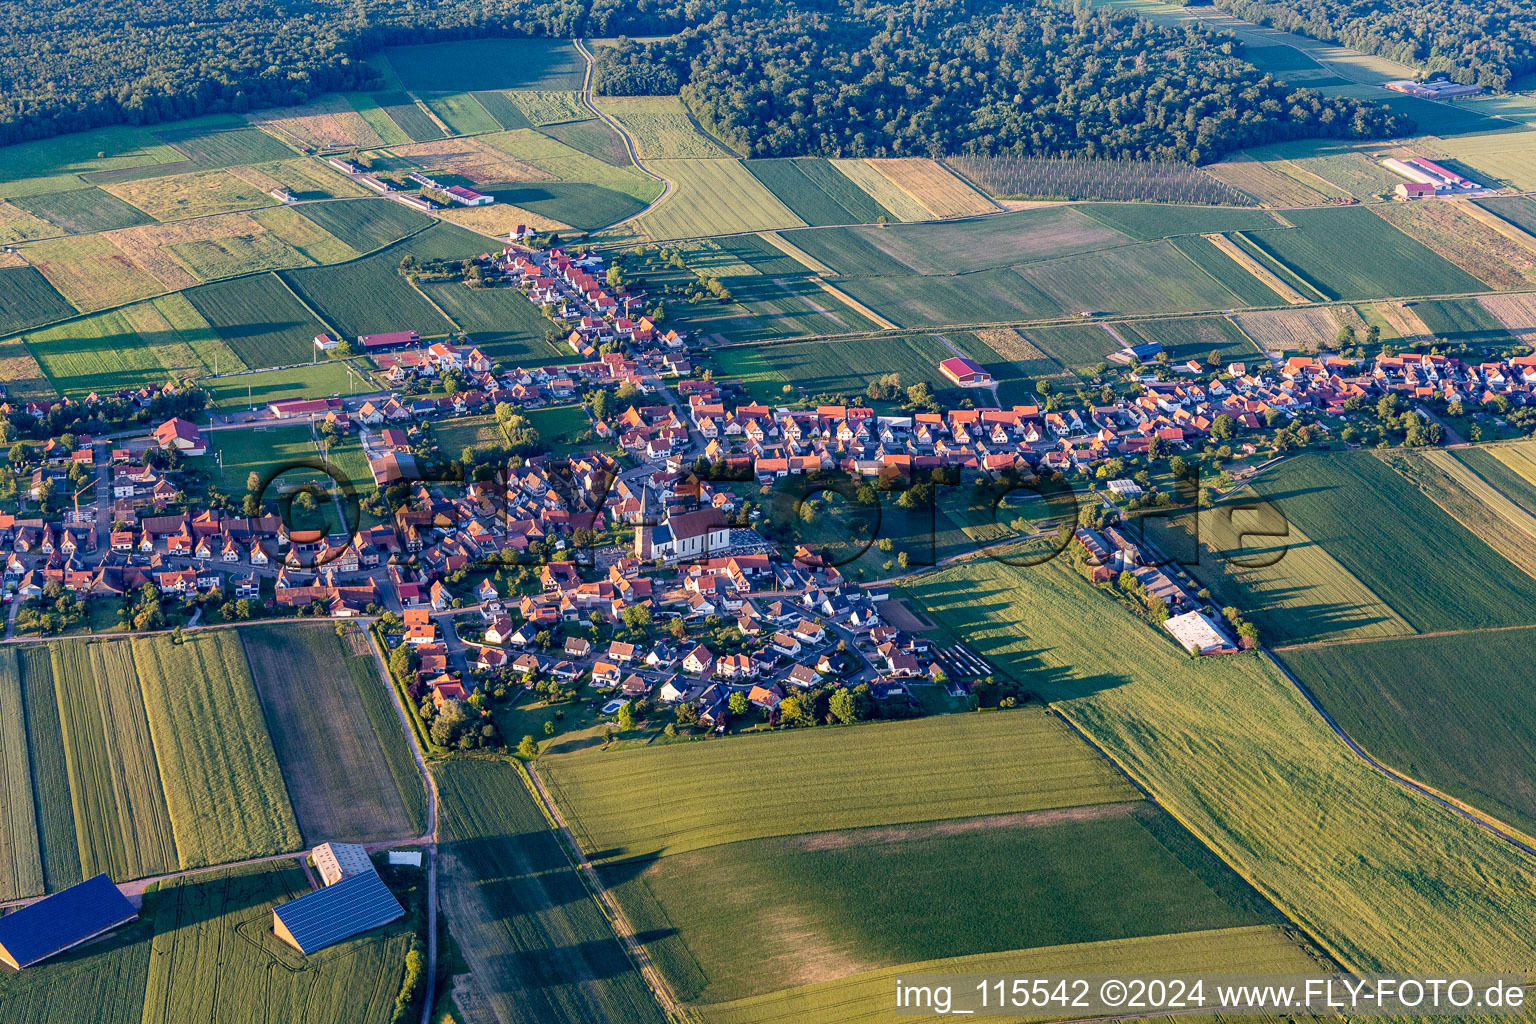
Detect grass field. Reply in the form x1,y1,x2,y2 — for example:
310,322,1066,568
436,759,666,1024
542,710,1136,863
0,266,76,338
17,647,80,891
0,122,188,199
0,200,56,244
901,553,1536,976
1282,627,1536,838
593,96,731,159
133,631,300,868
483,129,663,203
382,38,587,92
508,91,590,127
208,423,322,489
417,280,562,364
0,649,43,901
469,91,533,130
292,197,430,252
1372,201,1536,290
638,160,805,240
1250,452,1536,632
202,360,361,411
609,800,1287,1005
1378,448,1536,579
242,625,423,843
864,159,996,218
423,91,501,135
184,272,330,368
368,92,443,142
250,95,389,151
744,158,894,226
1143,490,1413,647
157,122,295,167
1429,129,1536,190
22,233,166,311
539,117,633,166
103,168,274,221
13,186,155,234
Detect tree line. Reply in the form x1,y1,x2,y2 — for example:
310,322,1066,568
593,0,1413,164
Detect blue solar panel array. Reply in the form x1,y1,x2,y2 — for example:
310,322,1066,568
272,871,404,954
0,873,137,968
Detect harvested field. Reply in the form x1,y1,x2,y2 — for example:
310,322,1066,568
184,273,330,369
0,265,76,336
1373,201,1536,289
542,710,1136,863
250,95,387,150
103,169,271,221
1476,291,1536,345
0,649,43,901
593,96,731,159
1231,306,1357,352
24,233,165,311
12,187,155,234
1203,153,1331,205
1203,233,1307,302
864,158,997,218
829,159,933,221
437,201,569,236
390,136,550,184
0,200,58,244
133,631,301,868
436,760,665,1024
0,336,55,403
1462,199,1536,252
639,160,805,240
243,625,422,843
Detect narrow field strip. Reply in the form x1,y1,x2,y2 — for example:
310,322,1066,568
1203,232,1307,303
0,649,43,900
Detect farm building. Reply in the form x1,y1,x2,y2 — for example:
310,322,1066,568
0,874,138,969
1164,610,1239,656
313,333,338,351
313,841,374,887
270,188,297,204
152,417,207,456
393,194,436,213
1385,79,1481,99
269,397,342,419
1395,182,1437,201
272,869,404,955
444,185,494,206
359,330,421,351
938,356,993,387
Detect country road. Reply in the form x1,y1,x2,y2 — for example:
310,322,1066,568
573,38,670,233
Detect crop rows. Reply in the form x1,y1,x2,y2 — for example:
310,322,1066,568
0,648,43,900
947,154,1253,205
17,647,80,890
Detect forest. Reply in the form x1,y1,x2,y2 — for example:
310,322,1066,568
1212,0,1536,90
595,1,1413,163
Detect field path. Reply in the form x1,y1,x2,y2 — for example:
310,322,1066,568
573,38,670,231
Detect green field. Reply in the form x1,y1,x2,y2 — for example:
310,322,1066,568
133,631,301,869
1117,315,1260,364
281,235,469,340
724,275,878,338
1282,628,1536,837
899,553,1536,976
1476,195,1536,235
419,279,565,364
368,91,443,142
156,123,295,167
0,266,76,338
1250,452,1536,632
608,801,1286,1005
1168,234,1292,307
507,91,589,126
184,272,329,368
423,91,501,135
292,198,430,252
243,625,425,844
541,117,637,167
747,158,890,225
1410,296,1515,347
542,710,1136,863
0,122,187,199
469,91,534,131
483,130,664,204
1076,203,1282,240
382,38,587,92
17,647,80,890
1016,239,1248,315
436,759,666,1024
835,268,1059,326
763,333,962,400
0,649,43,901
202,360,362,411
527,403,593,455
594,96,731,159
638,159,805,240
481,180,651,230
0,913,153,1024
345,92,414,146
208,423,323,488
13,187,155,234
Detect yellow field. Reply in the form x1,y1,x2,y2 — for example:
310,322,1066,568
249,95,387,151
0,200,55,244
1372,201,1536,289
866,158,997,218
226,158,370,200
829,159,934,221
1200,154,1330,207
24,233,165,310
391,136,551,185
104,168,272,221
1488,438,1536,486
104,210,344,285
591,95,733,160
1476,291,1536,345
104,226,201,290
972,326,1049,362
1370,300,1435,345
1428,130,1536,190
437,202,569,236
638,159,805,240
1204,233,1308,303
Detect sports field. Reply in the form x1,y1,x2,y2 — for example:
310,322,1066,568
899,554,1536,976
243,624,425,843
202,360,360,410
542,710,1135,863
1250,452,1536,632
436,759,666,1024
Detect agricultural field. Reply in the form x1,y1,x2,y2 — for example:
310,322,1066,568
17,647,79,891
422,91,501,135
0,199,57,244
250,95,389,151
1076,202,1283,241
607,801,1293,1006
1249,452,1536,632
593,95,732,159
380,37,588,92
863,158,997,218
1477,195,1536,236
541,710,1135,863
0,335,55,403
1169,234,1298,306
828,159,934,221
1014,239,1249,315
0,649,43,901
637,159,805,240
13,186,155,234
1203,153,1332,206
834,267,1059,327
1282,627,1536,837
539,117,633,167
1142,491,1413,647
133,631,301,869
1455,440,1536,512
1236,206,1488,300
476,180,648,231
706,346,790,403
102,168,274,221
1409,296,1516,348
1229,306,1359,353
1372,201,1536,290
899,554,1536,977
744,158,894,225
437,198,571,236
1377,448,1536,579
1476,291,1536,346
243,625,424,844
343,93,414,146
202,361,362,411
763,333,967,399
951,326,1067,381
155,122,296,168
482,130,663,205
22,233,169,311
184,272,331,368
946,153,1252,205
417,280,561,364
249,205,359,263
721,275,879,339
366,92,443,143
0,122,190,199
468,91,533,130
506,90,590,127
1429,129,1536,191
291,197,431,252
387,136,549,186
435,759,666,1024
0,266,75,338
1115,315,1259,364
0,913,153,1024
